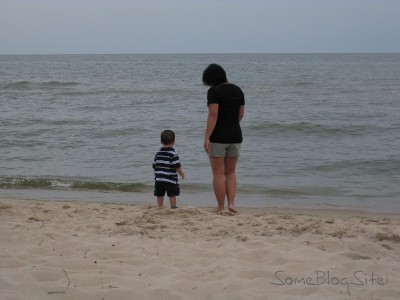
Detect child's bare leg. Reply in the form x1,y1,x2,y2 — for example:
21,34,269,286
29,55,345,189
169,196,177,208
157,197,164,207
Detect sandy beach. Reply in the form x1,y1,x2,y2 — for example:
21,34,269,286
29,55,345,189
1,197,399,300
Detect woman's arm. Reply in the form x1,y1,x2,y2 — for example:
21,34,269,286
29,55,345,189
204,103,218,153
239,105,245,122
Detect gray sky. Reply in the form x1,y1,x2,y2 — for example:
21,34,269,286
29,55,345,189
1,0,399,54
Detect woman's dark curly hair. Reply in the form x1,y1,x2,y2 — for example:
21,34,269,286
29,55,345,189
202,63,228,87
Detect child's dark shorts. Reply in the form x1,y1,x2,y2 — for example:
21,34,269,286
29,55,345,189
154,181,180,197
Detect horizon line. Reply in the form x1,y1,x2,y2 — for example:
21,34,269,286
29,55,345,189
1,51,400,56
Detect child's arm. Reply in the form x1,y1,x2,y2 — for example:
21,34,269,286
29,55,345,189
176,168,185,180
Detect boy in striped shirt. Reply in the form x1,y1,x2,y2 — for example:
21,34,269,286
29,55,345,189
152,130,185,208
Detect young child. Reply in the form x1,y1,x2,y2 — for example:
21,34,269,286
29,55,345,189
152,130,185,208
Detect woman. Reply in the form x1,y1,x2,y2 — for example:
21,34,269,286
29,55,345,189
202,64,245,213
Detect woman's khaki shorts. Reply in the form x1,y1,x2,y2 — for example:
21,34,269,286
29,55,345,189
209,143,241,158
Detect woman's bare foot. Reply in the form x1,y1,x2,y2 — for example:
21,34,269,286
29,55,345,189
212,207,224,214
228,206,238,213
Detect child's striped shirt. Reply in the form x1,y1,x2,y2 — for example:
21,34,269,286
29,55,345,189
152,147,181,184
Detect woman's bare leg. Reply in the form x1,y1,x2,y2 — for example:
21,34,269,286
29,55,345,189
209,157,226,212
225,156,238,213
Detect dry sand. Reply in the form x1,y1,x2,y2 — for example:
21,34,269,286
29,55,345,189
1,197,399,300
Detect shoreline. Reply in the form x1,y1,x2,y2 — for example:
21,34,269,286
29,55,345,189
1,197,400,299
1,195,400,220
1,187,399,215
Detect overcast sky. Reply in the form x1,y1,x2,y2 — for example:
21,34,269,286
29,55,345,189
1,0,399,54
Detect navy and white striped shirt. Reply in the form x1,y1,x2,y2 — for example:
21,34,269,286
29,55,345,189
152,147,182,184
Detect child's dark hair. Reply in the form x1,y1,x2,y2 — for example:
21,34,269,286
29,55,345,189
161,130,175,145
202,63,228,87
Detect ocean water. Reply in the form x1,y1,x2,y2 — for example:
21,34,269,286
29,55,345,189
1,53,399,212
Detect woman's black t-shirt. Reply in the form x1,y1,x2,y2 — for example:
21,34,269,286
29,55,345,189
207,83,245,143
